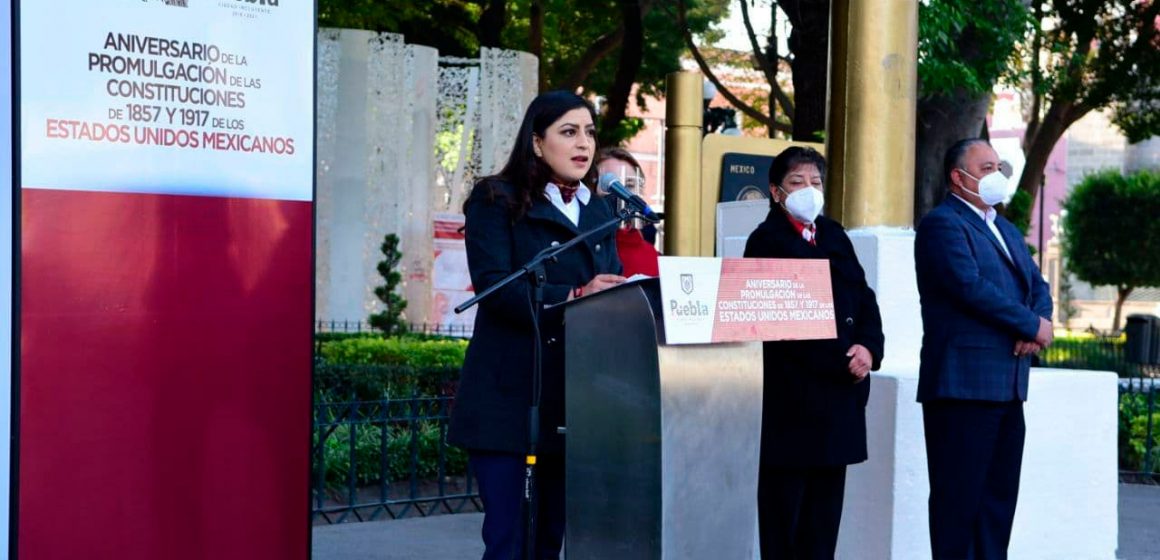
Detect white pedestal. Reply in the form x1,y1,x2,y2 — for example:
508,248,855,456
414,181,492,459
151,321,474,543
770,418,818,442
837,369,1119,560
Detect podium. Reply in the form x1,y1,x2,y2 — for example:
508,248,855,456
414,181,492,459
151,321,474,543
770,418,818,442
558,279,763,559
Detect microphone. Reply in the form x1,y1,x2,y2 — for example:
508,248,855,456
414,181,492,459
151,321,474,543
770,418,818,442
598,172,659,220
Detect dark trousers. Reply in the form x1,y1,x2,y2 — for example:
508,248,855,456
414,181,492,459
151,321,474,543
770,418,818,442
922,400,1025,560
469,451,565,560
757,465,848,560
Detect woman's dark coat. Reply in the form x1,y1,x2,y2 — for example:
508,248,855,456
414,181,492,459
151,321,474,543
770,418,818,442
743,209,885,466
448,179,623,455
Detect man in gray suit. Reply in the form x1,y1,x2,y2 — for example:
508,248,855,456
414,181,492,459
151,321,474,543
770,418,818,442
914,138,1054,559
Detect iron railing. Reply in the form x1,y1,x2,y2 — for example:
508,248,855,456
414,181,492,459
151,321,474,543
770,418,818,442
312,363,480,523
315,320,473,338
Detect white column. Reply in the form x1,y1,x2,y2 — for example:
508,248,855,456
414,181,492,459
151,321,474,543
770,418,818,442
398,45,438,328
316,30,440,326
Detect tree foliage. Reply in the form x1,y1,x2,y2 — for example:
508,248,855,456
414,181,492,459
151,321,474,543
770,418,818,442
318,0,482,57
319,0,730,146
917,0,1031,96
910,0,1031,222
1062,170,1160,332
1015,0,1160,208
502,0,729,144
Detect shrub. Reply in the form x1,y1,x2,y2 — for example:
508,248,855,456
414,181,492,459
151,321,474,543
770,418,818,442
319,336,467,368
1120,391,1160,474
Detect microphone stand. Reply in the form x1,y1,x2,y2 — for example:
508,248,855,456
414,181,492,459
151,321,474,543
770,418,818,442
455,206,645,560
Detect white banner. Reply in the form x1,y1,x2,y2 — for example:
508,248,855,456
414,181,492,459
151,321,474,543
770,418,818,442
19,0,313,201
658,256,836,345
1,0,13,552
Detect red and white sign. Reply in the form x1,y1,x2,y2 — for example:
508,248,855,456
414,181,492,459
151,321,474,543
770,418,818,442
658,256,836,345
15,1,313,559
432,213,476,333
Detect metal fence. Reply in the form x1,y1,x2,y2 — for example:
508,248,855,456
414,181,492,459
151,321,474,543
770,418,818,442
1038,336,1142,377
312,363,480,524
315,319,474,338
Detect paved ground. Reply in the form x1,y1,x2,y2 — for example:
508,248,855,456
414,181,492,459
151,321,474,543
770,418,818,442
313,483,1160,559
1119,484,1160,560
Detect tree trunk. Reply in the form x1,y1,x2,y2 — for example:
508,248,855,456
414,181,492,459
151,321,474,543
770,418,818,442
784,0,829,141
598,0,644,146
530,0,544,91
914,91,991,222
1113,286,1134,333
1016,101,1077,203
477,0,506,48
555,26,624,91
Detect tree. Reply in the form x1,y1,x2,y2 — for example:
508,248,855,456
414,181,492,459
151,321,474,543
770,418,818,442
317,0,481,57
505,0,730,145
1062,170,1160,332
676,0,798,138
1015,0,1160,218
914,0,1031,221
318,1,730,146
368,234,409,336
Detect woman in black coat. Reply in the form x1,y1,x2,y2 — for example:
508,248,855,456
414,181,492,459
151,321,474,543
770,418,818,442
743,147,885,559
447,91,625,560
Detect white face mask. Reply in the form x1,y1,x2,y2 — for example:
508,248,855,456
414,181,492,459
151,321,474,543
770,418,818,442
958,169,1010,207
779,186,825,224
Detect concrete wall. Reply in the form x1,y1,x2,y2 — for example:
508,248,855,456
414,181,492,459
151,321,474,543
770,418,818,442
1066,110,1127,187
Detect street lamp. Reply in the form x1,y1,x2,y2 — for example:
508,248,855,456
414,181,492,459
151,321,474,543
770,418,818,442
702,80,739,136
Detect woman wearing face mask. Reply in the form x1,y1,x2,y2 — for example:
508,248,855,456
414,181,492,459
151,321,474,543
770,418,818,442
448,91,625,560
743,146,885,559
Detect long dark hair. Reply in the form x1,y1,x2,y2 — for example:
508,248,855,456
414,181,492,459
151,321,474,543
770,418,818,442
468,90,598,218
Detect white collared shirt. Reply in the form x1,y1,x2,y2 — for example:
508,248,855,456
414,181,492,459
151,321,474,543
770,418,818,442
952,193,1011,260
545,182,591,226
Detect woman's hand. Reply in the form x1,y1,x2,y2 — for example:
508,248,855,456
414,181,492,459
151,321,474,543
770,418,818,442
579,274,626,297
846,344,872,382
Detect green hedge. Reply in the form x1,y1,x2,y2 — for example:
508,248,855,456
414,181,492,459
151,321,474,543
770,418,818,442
319,336,467,368
315,336,468,402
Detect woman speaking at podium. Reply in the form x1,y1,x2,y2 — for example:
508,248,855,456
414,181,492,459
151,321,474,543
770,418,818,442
448,91,625,560
743,146,885,559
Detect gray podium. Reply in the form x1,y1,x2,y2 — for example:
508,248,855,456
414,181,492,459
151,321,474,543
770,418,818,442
558,279,763,559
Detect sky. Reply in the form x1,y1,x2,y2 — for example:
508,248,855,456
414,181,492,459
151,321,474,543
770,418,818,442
714,1,782,53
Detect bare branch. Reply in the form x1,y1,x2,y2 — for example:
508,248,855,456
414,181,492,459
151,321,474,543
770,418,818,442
740,0,776,88
740,0,795,120
675,0,791,134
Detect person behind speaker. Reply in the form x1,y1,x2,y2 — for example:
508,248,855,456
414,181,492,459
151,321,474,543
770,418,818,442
447,90,626,560
915,138,1053,559
596,147,661,277
742,146,885,559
